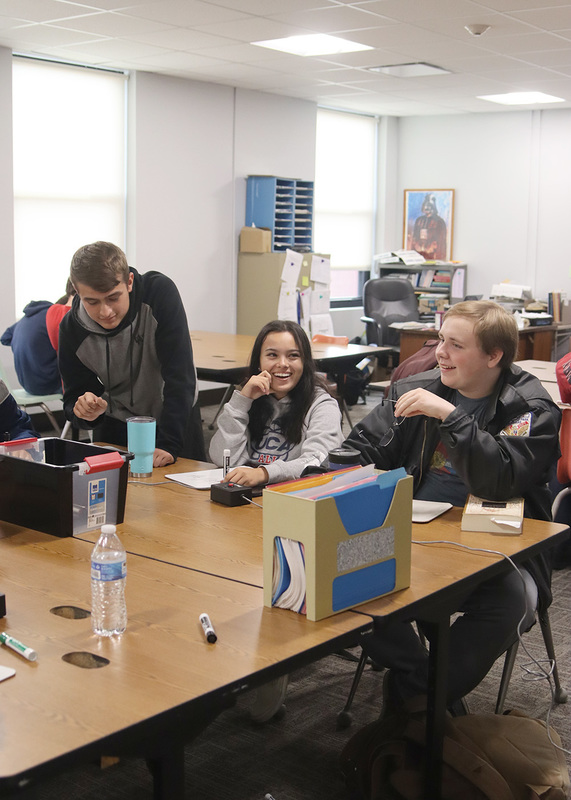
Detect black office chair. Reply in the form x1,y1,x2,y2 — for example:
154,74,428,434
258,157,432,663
361,278,420,354
336,610,567,729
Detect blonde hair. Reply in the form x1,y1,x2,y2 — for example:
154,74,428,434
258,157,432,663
444,301,518,368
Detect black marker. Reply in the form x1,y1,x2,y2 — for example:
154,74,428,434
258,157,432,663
199,613,217,643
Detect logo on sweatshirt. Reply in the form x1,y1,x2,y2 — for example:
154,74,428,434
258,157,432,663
251,420,294,464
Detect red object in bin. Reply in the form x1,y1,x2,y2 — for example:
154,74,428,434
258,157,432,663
83,451,124,473
2,437,38,447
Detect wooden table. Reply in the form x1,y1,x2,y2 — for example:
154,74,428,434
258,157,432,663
191,329,389,384
399,325,560,363
515,359,563,404
0,528,369,798
79,459,265,586
4,463,568,800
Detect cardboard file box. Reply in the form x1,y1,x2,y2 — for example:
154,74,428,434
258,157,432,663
239,225,271,253
263,469,413,621
0,438,132,537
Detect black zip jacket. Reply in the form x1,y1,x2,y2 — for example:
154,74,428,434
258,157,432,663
59,268,198,461
345,365,562,612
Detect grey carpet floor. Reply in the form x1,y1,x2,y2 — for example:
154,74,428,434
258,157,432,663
26,394,571,799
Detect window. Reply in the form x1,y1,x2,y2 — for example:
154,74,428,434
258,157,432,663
314,108,377,301
12,57,127,316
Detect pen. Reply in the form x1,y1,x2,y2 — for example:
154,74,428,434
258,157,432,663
223,449,231,477
0,632,37,661
199,613,217,643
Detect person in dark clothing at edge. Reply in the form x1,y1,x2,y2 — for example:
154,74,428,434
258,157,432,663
1,280,74,395
0,380,37,442
340,300,561,711
59,241,205,466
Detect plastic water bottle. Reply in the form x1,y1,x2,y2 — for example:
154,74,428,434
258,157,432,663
91,524,127,636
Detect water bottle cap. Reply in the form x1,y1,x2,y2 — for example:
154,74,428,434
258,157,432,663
101,524,117,534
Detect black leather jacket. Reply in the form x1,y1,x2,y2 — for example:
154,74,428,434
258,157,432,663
345,365,562,611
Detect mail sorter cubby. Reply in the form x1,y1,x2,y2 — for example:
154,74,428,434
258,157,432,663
263,469,413,622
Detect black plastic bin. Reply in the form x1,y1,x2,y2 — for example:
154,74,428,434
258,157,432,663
0,438,132,537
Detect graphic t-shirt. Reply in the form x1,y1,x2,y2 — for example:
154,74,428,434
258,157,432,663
414,392,490,506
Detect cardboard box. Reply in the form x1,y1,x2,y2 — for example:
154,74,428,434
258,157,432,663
418,294,447,314
0,438,131,537
239,226,271,253
263,469,413,621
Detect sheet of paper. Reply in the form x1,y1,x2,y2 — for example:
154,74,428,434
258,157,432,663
310,283,330,315
392,249,426,266
299,287,312,331
165,468,224,489
310,255,330,284
310,313,334,337
451,267,465,298
278,285,298,321
281,249,302,287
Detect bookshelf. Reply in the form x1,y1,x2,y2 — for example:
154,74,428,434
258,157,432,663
378,262,467,305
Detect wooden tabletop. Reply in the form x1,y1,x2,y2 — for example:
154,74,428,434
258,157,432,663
515,359,563,404
358,506,567,619
77,459,264,586
78,463,568,606
190,329,389,381
0,530,367,787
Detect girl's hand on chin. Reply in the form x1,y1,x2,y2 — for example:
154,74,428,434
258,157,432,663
241,370,273,400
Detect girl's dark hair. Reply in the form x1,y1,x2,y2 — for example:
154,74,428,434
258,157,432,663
246,320,329,445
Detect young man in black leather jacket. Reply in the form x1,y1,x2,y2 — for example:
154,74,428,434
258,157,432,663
344,300,561,708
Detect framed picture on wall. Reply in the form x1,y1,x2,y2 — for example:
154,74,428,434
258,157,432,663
403,189,454,262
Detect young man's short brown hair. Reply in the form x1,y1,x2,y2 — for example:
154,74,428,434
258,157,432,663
70,241,130,293
444,300,519,368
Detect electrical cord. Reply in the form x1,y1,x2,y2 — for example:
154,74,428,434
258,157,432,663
413,538,570,756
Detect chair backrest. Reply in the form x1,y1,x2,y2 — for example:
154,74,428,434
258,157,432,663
363,278,419,347
557,406,571,485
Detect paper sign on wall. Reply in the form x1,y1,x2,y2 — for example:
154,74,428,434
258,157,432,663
281,249,303,287
310,283,330,315
299,287,312,332
278,286,298,322
310,255,330,285
310,313,334,337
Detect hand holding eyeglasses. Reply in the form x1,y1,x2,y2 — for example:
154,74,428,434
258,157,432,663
390,388,455,423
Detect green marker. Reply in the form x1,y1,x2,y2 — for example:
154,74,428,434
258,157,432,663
0,632,37,661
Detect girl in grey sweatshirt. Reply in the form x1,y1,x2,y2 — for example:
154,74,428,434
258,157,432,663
210,320,342,486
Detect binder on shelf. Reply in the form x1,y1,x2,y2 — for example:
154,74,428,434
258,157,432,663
263,467,413,621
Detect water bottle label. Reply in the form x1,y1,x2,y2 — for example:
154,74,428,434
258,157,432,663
91,560,126,581
88,478,107,528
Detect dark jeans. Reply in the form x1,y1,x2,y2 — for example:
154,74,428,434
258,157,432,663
363,567,537,705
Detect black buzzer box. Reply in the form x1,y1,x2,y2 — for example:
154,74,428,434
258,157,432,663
0,438,132,537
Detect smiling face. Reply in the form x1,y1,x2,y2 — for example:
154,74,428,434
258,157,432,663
259,331,304,400
75,273,134,330
436,315,503,398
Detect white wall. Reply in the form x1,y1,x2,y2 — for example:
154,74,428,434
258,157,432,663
392,110,571,303
128,77,317,333
127,72,236,333
0,47,15,380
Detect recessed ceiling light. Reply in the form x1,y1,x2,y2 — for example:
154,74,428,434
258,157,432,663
368,62,451,78
251,34,372,57
478,91,564,105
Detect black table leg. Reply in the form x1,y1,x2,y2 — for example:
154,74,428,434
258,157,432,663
147,749,185,800
419,616,450,800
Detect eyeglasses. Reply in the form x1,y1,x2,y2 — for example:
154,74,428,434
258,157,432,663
379,398,405,447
